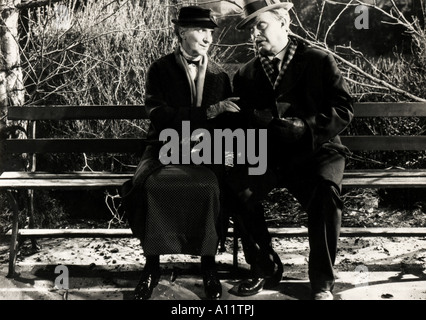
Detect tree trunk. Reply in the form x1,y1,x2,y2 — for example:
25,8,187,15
1,0,25,170
0,0,24,108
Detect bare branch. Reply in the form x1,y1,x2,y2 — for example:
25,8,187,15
291,34,426,102
324,0,355,46
16,0,64,10
345,77,389,91
315,0,326,39
290,7,317,41
191,0,242,10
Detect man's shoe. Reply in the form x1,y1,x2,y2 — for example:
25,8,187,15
134,269,161,300
237,278,266,296
237,257,283,297
312,290,334,300
203,269,222,299
264,263,283,289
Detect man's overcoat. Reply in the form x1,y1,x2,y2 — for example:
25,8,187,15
233,38,354,188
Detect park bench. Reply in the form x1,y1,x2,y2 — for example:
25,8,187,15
2,102,426,278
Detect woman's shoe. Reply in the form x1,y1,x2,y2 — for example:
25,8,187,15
134,269,161,300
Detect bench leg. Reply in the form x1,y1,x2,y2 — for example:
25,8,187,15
232,230,239,273
27,189,40,251
6,190,20,278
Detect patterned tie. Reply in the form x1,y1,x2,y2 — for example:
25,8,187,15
271,57,280,81
259,38,298,89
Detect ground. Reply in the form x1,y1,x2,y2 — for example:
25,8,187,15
0,187,425,300
1,230,425,300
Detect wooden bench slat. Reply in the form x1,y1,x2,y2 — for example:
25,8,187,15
7,228,134,238
0,178,129,189
0,172,135,179
343,169,426,187
353,102,426,117
6,227,426,238
3,170,426,179
344,169,426,177
267,227,426,237
343,177,426,188
3,177,426,189
7,102,426,120
7,106,148,120
4,136,426,154
3,170,426,189
341,136,426,150
3,138,147,154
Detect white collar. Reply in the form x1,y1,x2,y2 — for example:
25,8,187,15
273,48,286,62
180,44,202,62
269,43,288,70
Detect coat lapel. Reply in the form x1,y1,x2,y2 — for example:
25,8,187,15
174,49,197,106
202,63,216,106
274,46,308,98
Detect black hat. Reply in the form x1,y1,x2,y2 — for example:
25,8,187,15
236,0,293,30
172,6,218,29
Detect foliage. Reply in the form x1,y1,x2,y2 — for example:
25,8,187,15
292,0,426,171
263,187,426,228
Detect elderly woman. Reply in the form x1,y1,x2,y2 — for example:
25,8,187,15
121,6,240,300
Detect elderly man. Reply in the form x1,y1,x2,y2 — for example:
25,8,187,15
231,0,354,300
121,6,240,300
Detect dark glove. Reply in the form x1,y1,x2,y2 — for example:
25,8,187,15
253,108,274,127
276,102,291,118
207,97,240,119
272,117,307,142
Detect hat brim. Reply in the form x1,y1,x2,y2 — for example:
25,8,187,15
235,3,293,30
172,19,218,29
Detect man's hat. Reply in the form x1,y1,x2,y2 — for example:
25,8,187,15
172,6,218,29
236,0,293,30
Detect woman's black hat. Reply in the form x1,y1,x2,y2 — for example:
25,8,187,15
172,6,218,29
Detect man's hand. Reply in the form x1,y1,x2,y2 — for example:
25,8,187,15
207,97,240,119
253,108,274,127
276,102,291,118
273,117,307,142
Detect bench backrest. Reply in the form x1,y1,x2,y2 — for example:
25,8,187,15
341,102,426,151
2,106,148,155
1,102,426,166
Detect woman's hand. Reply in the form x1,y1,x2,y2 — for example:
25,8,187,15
207,97,240,119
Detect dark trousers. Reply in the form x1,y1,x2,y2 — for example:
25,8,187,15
291,179,343,292
227,155,344,291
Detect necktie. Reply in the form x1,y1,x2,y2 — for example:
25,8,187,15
186,59,199,66
272,57,280,81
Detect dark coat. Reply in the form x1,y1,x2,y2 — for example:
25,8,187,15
145,51,234,139
232,39,354,187
121,50,235,238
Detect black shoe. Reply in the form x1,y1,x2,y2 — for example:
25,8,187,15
311,290,334,300
237,277,266,296
203,269,222,300
237,261,283,297
264,259,283,289
134,269,161,300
